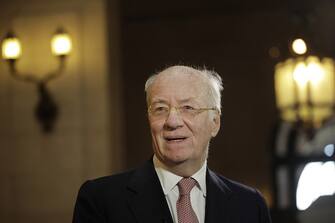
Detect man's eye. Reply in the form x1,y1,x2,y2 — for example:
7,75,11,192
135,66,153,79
182,105,195,110
154,107,168,112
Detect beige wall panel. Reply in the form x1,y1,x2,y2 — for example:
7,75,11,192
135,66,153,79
0,0,123,222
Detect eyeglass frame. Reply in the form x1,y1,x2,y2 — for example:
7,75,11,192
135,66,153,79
147,104,219,120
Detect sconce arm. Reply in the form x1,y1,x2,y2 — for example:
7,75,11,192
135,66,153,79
8,59,41,83
6,56,66,84
42,56,66,83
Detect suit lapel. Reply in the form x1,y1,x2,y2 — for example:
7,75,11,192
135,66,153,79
126,160,173,223
205,169,232,223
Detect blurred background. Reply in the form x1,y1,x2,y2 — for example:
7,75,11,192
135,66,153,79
1,0,335,222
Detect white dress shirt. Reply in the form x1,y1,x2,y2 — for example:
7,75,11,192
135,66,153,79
153,156,207,223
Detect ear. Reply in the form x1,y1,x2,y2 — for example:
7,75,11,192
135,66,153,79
211,113,221,137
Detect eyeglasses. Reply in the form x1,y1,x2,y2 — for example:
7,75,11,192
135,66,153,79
148,104,217,120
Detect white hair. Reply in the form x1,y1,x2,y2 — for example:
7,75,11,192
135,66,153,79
144,65,223,114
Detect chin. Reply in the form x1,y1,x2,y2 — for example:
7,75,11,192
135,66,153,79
164,150,192,164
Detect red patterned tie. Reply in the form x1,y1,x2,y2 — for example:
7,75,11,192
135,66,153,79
177,178,199,223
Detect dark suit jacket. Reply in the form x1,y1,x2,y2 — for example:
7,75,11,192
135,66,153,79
73,159,271,223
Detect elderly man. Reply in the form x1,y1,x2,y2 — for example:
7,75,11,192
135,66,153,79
73,65,271,223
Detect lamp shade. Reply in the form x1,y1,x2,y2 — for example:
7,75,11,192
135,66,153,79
51,30,72,56
1,33,21,60
274,56,335,127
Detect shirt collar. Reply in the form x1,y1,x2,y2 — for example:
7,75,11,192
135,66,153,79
153,155,207,196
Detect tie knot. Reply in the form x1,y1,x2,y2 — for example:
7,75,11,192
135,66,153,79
177,178,197,195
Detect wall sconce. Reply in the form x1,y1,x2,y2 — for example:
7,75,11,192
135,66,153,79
274,38,335,132
1,27,72,133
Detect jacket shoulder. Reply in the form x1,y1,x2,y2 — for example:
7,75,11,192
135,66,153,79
208,170,268,207
79,170,135,196
207,170,272,223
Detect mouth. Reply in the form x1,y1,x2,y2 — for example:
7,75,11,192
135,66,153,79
164,136,188,143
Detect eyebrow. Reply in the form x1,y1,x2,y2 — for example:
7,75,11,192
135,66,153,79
151,99,168,104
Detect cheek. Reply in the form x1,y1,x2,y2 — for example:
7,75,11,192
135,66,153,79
195,115,209,128
191,120,213,142
149,119,164,136
149,121,163,152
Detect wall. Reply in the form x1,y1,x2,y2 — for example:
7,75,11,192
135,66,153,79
0,0,123,222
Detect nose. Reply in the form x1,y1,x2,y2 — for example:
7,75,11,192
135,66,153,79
164,107,184,130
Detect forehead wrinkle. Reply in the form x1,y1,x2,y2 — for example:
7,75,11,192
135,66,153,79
150,97,199,105
178,97,198,104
